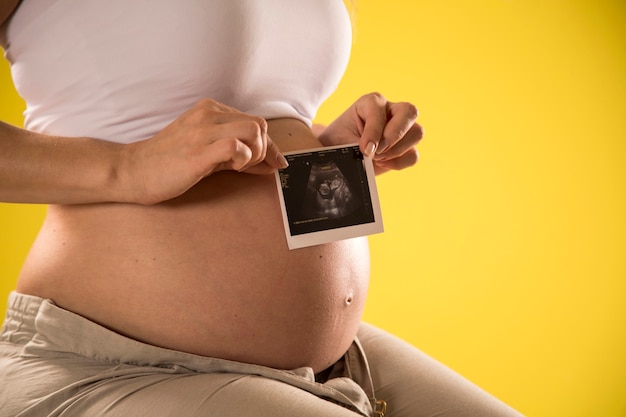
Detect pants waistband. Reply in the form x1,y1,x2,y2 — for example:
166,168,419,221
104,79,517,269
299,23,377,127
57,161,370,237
1,292,376,416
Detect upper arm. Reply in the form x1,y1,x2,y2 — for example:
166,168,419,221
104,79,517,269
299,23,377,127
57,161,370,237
0,0,22,47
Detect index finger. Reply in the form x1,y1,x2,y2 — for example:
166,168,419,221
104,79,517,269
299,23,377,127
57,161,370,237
357,93,388,158
378,102,420,154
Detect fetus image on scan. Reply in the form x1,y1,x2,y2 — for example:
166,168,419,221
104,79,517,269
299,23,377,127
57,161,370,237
303,161,359,219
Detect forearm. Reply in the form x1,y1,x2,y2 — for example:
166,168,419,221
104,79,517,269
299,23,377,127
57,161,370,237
0,121,128,204
0,99,289,206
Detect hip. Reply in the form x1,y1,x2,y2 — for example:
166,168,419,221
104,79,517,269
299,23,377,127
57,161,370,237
0,292,376,417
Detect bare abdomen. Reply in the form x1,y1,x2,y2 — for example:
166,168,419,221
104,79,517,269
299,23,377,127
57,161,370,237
17,123,371,372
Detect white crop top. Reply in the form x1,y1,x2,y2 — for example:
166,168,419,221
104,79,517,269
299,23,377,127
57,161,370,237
3,0,352,143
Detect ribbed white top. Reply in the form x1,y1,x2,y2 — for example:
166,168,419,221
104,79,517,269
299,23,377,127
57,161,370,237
4,0,352,142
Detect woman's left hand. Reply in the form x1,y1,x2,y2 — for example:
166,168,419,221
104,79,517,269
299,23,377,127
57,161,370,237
317,93,424,175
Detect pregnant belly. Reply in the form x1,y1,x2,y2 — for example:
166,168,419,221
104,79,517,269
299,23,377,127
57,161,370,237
16,121,371,372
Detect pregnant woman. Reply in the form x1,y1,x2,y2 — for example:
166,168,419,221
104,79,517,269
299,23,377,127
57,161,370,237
0,1,523,416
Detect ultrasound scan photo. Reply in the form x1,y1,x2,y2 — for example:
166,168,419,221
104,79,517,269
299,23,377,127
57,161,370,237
302,160,359,220
275,144,383,249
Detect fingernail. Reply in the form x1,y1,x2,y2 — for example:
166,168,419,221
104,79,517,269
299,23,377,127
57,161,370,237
364,141,376,158
276,153,289,169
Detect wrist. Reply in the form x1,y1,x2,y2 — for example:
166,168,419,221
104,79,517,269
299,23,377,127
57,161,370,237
114,141,153,205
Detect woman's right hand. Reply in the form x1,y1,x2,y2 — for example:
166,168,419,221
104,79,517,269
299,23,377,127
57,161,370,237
120,99,288,205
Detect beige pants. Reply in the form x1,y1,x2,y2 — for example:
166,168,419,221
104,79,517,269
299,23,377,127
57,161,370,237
0,292,523,417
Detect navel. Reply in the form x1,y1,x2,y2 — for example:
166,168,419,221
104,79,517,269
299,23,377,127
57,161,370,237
344,293,354,306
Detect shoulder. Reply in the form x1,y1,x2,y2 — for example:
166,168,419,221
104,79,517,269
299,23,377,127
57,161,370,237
0,0,22,47
0,0,21,26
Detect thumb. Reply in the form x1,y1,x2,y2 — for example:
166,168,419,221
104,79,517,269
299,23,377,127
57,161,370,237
264,135,289,169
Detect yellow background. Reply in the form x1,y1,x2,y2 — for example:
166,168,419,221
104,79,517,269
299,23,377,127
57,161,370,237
1,1,624,416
